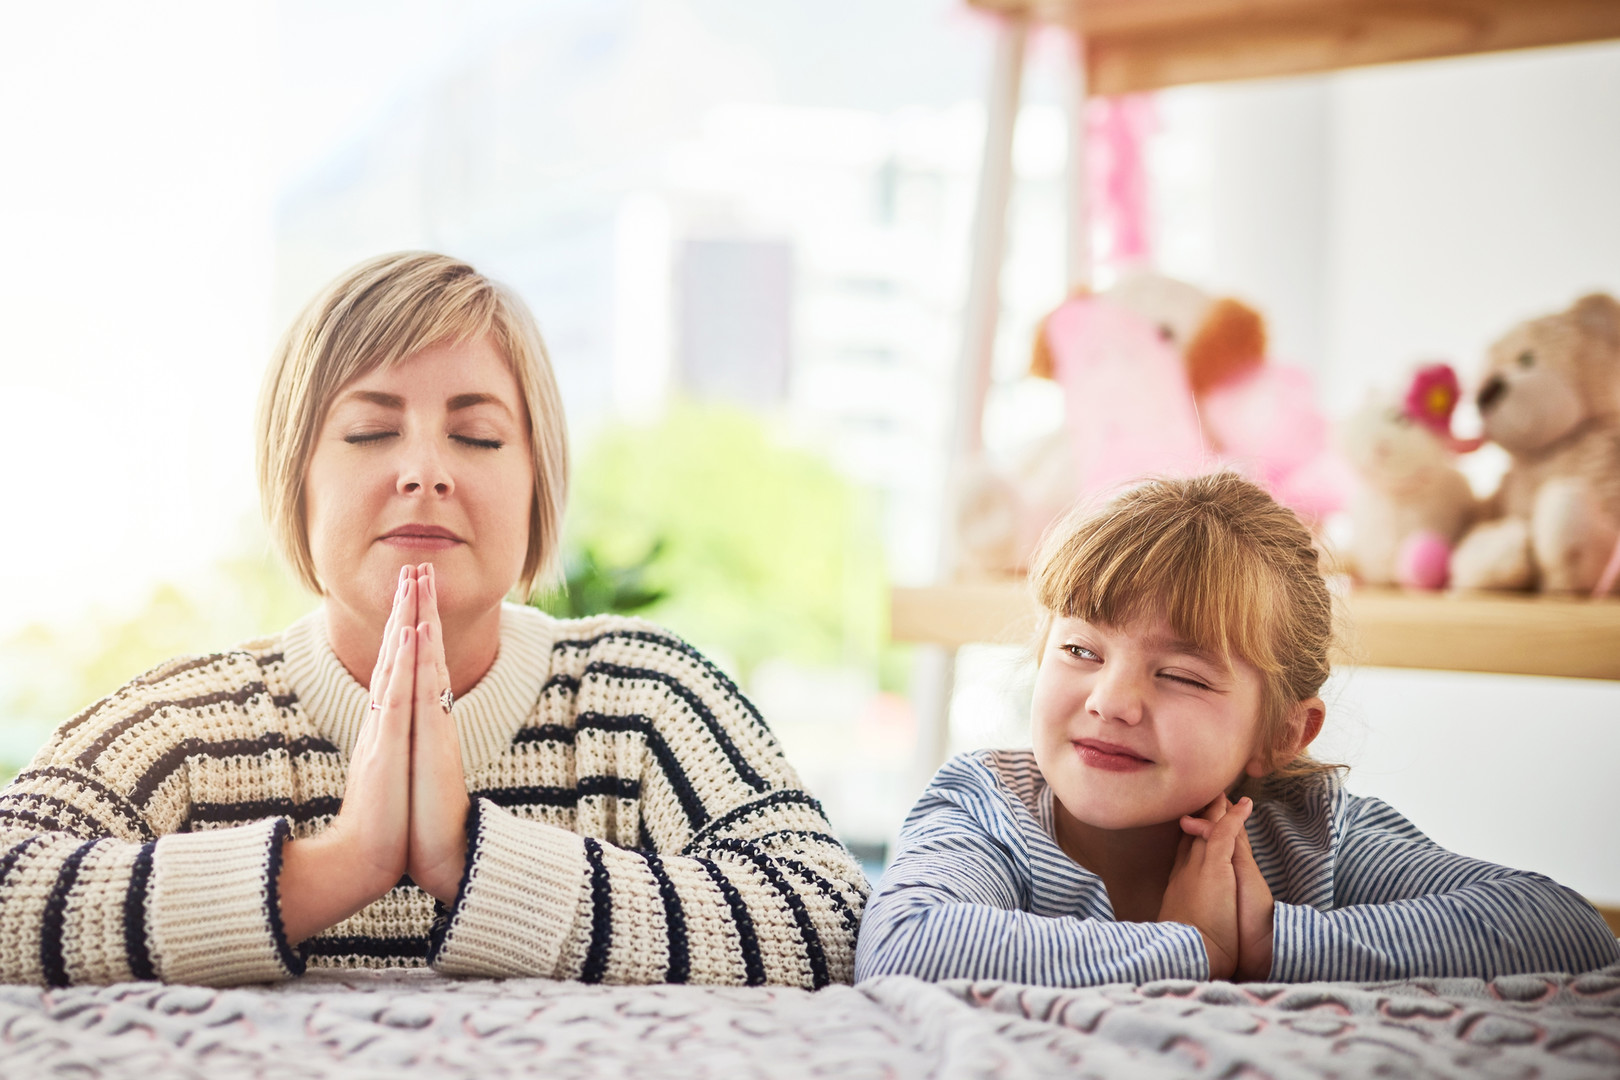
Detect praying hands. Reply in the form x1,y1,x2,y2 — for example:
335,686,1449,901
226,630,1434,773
1157,793,1276,982
278,563,471,944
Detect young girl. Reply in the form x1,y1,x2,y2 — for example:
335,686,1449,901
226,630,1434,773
856,473,1618,985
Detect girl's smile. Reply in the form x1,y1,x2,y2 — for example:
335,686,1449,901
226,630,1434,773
1074,738,1152,771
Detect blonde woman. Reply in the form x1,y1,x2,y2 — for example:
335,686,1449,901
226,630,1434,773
0,252,867,988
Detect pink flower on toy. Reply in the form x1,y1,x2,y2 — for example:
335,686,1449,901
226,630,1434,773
1404,363,1461,436
1404,363,1483,453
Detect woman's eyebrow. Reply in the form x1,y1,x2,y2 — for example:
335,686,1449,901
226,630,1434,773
447,392,513,415
341,389,405,409
333,390,512,415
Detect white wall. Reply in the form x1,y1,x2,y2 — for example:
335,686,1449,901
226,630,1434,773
1144,41,1620,905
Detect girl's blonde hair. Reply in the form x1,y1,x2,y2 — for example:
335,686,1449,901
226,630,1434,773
256,252,569,599
1029,472,1340,787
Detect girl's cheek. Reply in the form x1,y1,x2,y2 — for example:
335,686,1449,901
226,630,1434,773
1029,666,1081,735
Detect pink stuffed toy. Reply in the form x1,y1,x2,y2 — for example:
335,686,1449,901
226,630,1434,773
1040,286,1348,524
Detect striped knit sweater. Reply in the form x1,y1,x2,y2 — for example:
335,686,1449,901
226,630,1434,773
0,604,869,988
855,749,1619,985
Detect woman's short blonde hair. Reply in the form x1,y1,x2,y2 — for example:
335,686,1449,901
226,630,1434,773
1029,472,1341,788
256,252,569,599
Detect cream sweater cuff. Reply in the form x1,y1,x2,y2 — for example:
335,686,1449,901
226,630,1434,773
429,798,587,977
147,818,303,985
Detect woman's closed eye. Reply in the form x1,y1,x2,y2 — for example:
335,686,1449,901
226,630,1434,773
341,430,505,450
344,430,395,445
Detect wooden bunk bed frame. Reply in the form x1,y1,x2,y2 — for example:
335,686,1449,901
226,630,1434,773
893,0,1620,933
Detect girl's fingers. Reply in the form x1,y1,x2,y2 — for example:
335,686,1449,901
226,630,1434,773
1172,833,1193,873
1205,797,1253,862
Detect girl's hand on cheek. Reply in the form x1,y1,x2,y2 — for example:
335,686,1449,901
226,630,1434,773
1157,795,1252,981
407,563,472,906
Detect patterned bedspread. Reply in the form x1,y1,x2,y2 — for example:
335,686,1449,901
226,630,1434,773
1,963,1616,1079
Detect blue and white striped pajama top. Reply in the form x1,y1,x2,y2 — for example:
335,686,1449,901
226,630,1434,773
854,749,1619,985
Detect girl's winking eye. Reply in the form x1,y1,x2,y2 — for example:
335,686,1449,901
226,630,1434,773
1159,669,1213,691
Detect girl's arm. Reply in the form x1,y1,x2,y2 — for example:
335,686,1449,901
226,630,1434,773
1269,794,1620,981
0,651,307,987
425,622,870,987
854,754,1210,986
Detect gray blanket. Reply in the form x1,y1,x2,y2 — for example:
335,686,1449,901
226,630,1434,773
1,963,1616,1079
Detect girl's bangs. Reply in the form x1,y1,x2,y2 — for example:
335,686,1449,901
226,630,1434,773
1036,510,1282,677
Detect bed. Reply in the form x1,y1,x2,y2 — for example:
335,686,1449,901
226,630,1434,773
2,961,1616,1078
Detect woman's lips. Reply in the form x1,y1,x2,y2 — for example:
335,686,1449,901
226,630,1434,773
379,526,464,551
1074,738,1152,773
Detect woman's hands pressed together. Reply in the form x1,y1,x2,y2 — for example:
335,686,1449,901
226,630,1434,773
278,563,472,945
406,564,472,905
1156,793,1275,982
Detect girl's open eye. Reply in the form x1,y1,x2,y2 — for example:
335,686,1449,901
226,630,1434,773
1062,643,1100,662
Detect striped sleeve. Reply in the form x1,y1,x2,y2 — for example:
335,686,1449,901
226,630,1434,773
1269,794,1620,982
0,654,304,987
853,754,1209,986
428,622,870,987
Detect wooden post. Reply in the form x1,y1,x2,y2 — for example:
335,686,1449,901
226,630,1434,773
911,12,1030,794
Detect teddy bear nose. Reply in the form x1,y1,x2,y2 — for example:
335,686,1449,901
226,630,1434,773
1476,375,1507,413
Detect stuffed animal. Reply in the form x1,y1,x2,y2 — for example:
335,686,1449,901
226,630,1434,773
956,272,1348,575
1340,363,1480,588
1449,293,1620,594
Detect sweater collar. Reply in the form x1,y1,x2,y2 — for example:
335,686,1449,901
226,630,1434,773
280,601,558,773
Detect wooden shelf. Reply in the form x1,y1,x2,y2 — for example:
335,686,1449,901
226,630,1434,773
891,581,1620,680
967,0,1620,95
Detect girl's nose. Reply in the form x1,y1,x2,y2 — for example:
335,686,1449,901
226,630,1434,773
396,436,454,497
1086,664,1146,726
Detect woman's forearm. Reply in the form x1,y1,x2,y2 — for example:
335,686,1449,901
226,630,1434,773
277,831,394,946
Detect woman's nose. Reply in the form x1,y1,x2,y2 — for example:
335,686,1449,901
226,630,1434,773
397,437,454,496
1086,664,1146,726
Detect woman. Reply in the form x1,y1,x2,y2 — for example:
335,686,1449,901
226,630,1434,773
0,253,868,987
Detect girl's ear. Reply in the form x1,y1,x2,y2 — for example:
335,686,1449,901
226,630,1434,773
1244,697,1327,777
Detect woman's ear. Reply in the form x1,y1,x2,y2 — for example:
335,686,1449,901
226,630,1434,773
1245,697,1327,777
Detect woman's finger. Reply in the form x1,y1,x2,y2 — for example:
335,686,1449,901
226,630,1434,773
1180,815,1214,839
420,564,451,693
380,623,416,747
414,613,444,730
370,567,410,693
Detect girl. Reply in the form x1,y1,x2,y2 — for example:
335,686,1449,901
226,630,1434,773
856,473,1618,984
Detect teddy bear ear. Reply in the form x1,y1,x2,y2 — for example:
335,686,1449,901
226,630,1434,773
1572,292,1620,347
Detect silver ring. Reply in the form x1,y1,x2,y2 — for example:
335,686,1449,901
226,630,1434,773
439,687,454,714
369,702,383,712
